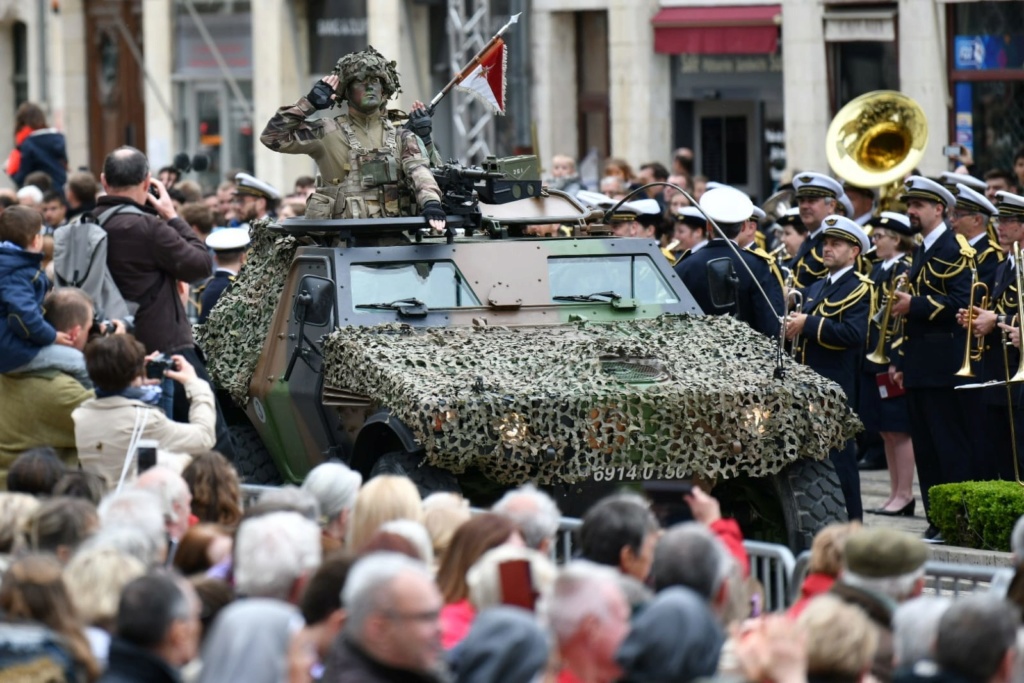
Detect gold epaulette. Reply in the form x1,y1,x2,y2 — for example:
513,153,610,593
855,272,874,285
749,246,774,263
956,233,977,260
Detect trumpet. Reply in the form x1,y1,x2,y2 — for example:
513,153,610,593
778,269,803,363
955,264,991,378
866,273,909,365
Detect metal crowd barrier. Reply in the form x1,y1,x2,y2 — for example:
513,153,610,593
923,561,1015,599
744,540,797,612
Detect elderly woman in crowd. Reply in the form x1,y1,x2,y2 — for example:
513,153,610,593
73,335,216,491
797,595,878,683
302,462,363,553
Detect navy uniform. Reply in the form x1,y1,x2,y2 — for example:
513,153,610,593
791,216,872,520
892,177,976,537
974,191,1024,480
948,181,1002,287
790,173,844,291
675,187,785,339
234,172,281,228
859,212,914,437
198,228,250,324
776,208,804,271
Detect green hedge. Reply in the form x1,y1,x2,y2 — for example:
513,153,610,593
930,481,1024,551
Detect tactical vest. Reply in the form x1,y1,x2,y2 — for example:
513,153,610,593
306,115,415,220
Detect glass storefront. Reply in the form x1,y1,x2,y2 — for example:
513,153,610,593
950,2,1024,173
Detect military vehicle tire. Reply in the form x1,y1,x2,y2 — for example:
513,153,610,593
370,451,461,497
229,423,284,485
772,458,848,552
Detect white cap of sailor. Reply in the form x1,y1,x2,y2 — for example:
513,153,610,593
951,182,997,216
900,176,956,209
234,172,281,201
206,227,251,253
699,186,754,224
675,206,708,227
820,215,870,254
576,190,616,209
750,206,766,222
792,172,844,200
995,191,1024,219
940,171,988,194
867,211,915,236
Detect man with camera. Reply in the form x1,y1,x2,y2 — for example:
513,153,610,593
94,146,233,456
0,288,95,482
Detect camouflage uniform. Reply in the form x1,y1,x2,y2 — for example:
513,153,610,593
260,48,441,219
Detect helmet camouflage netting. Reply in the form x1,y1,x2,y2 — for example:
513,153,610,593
332,45,402,103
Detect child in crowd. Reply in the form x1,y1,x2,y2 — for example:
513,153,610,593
0,205,90,387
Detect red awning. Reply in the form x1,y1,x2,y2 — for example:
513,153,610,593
652,5,781,55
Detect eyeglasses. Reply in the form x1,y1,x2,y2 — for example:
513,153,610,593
951,210,980,220
995,216,1023,226
382,609,441,623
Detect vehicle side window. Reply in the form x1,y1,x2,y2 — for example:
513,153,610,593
547,255,680,304
350,261,480,311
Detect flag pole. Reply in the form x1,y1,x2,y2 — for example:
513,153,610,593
427,13,521,115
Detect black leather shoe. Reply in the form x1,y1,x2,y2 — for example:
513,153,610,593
857,453,887,471
873,499,915,517
923,524,945,544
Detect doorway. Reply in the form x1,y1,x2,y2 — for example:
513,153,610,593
694,100,759,198
177,80,255,189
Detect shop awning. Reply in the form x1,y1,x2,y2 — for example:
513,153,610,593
652,5,781,55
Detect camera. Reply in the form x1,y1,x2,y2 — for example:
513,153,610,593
145,353,178,379
136,438,158,475
149,182,161,199
90,316,117,336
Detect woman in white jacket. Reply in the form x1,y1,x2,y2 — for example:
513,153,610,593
73,334,216,490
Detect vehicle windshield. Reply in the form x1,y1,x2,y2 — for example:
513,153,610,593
548,255,679,304
350,261,479,311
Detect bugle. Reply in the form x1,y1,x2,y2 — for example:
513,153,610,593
867,273,908,365
955,264,990,378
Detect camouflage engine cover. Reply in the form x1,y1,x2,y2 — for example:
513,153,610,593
320,316,862,486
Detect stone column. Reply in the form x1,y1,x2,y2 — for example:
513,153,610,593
252,0,315,194
143,0,175,168
899,0,949,176
781,0,831,174
532,9,577,172
607,0,670,166
54,0,90,171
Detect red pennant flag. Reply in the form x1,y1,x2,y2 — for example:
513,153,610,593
455,38,508,115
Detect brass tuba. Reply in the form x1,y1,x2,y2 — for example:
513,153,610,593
826,91,929,211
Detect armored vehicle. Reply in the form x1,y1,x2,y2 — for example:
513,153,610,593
198,159,859,550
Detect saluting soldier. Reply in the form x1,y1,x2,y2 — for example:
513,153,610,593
198,228,250,325
790,173,843,291
260,46,446,232
859,212,916,515
958,190,1024,480
675,186,784,339
784,215,872,521
947,181,1001,287
888,177,976,544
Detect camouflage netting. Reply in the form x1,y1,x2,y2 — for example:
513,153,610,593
195,218,299,406
321,316,862,485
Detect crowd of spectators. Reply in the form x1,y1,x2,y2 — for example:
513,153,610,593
0,451,1021,683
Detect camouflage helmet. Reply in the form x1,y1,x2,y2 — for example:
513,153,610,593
332,45,402,104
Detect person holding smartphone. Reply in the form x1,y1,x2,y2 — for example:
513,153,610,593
72,334,216,490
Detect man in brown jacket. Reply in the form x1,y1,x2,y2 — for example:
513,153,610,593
93,146,232,456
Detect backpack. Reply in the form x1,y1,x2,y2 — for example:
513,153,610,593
52,204,157,324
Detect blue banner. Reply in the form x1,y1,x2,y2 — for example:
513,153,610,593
954,82,973,158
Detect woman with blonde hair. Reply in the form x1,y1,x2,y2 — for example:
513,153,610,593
0,554,101,681
422,491,471,562
788,521,861,617
345,475,422,551
797,595,878,683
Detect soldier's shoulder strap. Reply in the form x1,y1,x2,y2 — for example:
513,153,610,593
855,271,874,285
956,233,977,260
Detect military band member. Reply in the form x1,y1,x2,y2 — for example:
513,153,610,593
232,172,280,229
959,190,1024,480
260,46,446,232
743,206,784,288
790,173,843,291
859,212,916,515
198,228,250,324
785,216,871,520
888,177,976,543
949,182,1001,286
777,208,806,270
675,187,784,339
672,207,709,259
842,182,877,227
